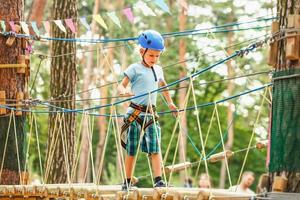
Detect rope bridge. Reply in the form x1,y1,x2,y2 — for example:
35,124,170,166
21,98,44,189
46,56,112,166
0,16,275,200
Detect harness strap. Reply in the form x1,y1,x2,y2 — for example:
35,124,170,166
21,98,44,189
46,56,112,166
120,102,159,149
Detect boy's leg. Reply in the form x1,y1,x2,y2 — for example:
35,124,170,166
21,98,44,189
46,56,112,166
151,153,162,177
151,153,166,187
125,154,135,179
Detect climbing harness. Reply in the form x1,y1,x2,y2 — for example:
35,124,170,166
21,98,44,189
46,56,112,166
120,102,159,149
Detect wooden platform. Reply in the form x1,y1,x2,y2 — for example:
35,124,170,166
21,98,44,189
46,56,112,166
0,184,255,200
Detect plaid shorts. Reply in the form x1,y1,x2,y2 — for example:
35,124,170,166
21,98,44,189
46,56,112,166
126,116,161,156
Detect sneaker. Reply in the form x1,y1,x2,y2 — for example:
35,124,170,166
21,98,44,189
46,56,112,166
121,183,137,191
154,180,166,187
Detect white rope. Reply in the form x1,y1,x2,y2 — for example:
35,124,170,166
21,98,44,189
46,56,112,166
0,111,13,183
12,111,22,184
33,113,44,183
215,104,232,187
190,78,212,191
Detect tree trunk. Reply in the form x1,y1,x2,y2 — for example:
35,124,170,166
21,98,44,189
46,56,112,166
45,0,77,184
219,19,235,189
178,2,188,183
0,0,26,185
268,0,300,192
77,0,100,183
27,0,47,25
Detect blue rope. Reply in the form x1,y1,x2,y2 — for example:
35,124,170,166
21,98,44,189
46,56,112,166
0,84,271,115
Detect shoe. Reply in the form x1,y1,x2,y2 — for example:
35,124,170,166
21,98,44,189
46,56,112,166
154,180,166,187
121,183,137,191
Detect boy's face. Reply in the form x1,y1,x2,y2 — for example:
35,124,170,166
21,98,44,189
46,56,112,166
140,48,161,67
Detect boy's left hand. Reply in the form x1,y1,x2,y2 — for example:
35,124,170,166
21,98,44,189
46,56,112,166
168,103,179,117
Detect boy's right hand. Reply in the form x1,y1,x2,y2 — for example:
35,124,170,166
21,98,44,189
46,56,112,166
119,88,134,97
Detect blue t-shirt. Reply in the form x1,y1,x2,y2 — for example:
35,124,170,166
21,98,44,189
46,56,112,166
124,63,165,113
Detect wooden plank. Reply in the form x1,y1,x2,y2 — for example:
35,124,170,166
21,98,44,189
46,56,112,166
6,25,21,47
272,176,287,192
16,92,24,116
286,15,300,60
267,21,279,67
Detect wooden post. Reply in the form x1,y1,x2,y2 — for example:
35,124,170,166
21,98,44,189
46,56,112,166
286,15,300,60
16,92,24,116
267,21,279,67
0,91,6,115
5,25,21,47
272,176,288,192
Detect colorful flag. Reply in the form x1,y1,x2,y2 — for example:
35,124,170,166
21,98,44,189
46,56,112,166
0,20,6,32
153,0,171,14
79,17,91,31
65,18,76,33
122,7,134,24
134,1,156,16
43,21,50,34
31,21,40,36
54,20,67,33
93,14,108,30
9,21,16,32
20,21,30,35
107,11,121,28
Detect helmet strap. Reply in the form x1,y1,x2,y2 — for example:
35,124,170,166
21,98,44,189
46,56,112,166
142,48,151,67
141,48,157,82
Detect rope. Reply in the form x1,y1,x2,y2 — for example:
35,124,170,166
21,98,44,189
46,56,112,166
12,111,22,184
190,78,212,192
235,87,268,189
59,113,71,183
166,81,193,188
195,106,216,178
111,105,127,188
30,56,45,95
44,113,61,182
23,113,34,183
87,113,97,183
71,111,85,182
215,104,232,187
96,113,113,184
37,34,269,103
33,113,44,183
0,111,13,183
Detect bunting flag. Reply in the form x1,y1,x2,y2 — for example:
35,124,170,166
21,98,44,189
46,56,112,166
93,14,108,30
54,20,67,32
31,21,40,36
9,21,16,32
43,21,50,34
107,11,121,28
65,18,76,33
0,1,175,35
153,0,171,14
0,20,6,32
122,7,134,24
20,21,30,35
79,17,91,31
134,1,156,16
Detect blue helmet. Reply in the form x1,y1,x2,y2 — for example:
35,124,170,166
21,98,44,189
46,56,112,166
138,30,165,51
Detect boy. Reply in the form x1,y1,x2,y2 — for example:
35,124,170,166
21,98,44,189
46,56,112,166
117,30,178,190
